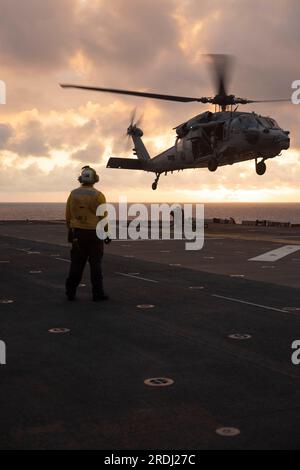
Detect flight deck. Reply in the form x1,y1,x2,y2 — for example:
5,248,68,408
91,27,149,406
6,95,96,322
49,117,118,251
0,221,299,449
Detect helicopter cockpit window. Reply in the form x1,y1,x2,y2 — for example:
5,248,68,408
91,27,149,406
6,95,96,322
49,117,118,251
176,138,183,152
239,115,258,129
258,117,280,129
258,117,269,128
231,115,257,132
266,118,280,129
231,117,242,131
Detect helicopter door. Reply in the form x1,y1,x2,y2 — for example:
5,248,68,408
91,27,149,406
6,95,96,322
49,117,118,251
200,122,224,153
191,128,212,160
213,123,224,140
191,139,210,160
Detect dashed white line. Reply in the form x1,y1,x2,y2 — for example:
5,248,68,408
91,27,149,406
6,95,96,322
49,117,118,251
55,257,70,263
115,272,158,283
212,294,288,313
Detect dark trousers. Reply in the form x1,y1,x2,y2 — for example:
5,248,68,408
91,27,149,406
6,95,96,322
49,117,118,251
66,229,104,296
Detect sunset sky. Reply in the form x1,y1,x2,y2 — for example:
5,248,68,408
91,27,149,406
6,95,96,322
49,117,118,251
0,0,299,202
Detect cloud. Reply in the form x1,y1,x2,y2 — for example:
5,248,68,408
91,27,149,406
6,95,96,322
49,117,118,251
8,120,50,156
78,0,178,69
0,124,13,149
0,0,300,201
0,0,76,69
71,141,105,162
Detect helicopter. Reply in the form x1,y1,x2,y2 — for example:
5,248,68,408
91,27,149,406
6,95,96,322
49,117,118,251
60,55,290,190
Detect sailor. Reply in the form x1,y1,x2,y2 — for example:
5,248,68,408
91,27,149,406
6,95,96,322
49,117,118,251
65,166,110,301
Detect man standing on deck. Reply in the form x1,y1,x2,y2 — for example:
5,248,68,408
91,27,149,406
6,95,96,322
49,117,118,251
65,166,110,301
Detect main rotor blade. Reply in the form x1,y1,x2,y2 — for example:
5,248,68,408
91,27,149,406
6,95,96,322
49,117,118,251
246,98,291,103
206,54,234,97
60,83,208,103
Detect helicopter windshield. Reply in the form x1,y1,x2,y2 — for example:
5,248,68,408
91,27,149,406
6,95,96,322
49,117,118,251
258,116,280,129
231,115,258,131
239,115,258,129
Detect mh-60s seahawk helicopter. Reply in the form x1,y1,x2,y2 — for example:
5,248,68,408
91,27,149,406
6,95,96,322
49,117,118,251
61,55,290,190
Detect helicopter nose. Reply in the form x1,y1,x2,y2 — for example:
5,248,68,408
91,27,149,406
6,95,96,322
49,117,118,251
280,130,290,149
274,131,290,150
281,136,290,150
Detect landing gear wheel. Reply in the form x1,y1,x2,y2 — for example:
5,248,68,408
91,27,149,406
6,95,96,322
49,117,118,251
152,173,160,190
208,157,218,172
256,161,266,175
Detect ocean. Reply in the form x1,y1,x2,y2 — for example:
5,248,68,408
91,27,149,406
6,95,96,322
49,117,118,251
0,202,299,224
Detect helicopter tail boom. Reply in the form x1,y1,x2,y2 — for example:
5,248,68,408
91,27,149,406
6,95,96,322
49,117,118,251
131,133,150,161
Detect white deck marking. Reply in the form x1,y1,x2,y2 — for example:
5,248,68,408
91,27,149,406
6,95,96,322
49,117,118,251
249,245,300,262
115,272,158,283
55,257,70,263
212,294,287,313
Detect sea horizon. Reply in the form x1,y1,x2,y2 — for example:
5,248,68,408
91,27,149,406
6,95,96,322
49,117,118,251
0,201,299,224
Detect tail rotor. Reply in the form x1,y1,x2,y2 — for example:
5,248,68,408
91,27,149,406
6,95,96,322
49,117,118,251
126,107,144,137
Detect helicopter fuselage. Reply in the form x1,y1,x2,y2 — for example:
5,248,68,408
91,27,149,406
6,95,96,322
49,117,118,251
148,110,290,173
